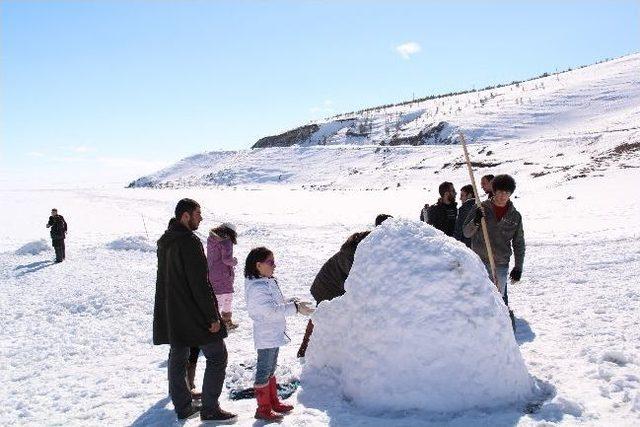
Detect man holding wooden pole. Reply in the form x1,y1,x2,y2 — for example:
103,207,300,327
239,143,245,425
458,133,524,331
463,174,525,329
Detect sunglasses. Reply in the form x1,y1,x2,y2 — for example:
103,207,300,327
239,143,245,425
261,259,275,266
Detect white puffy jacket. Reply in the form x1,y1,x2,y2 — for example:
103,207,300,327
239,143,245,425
244,277,297,349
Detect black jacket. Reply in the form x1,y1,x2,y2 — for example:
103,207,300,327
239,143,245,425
47,215,67,240
153,219,226,346
454,199,475,247
427,200,458,236
310,231,369,304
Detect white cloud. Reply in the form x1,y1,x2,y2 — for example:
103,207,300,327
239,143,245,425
396,42,422,60
26,151,45,157
72,146,94,153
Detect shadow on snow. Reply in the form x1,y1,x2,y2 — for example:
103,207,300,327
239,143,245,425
14,260,55,277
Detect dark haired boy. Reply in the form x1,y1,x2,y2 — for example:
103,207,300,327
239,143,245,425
463,175,524,329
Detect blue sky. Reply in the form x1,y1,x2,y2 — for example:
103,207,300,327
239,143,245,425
1,1,639,186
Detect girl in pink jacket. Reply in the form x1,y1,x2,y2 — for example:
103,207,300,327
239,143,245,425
207,223,238,329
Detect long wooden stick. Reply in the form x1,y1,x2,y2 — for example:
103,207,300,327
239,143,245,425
459,133,501,294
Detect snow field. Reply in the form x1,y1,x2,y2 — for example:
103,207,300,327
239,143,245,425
1,172,639,425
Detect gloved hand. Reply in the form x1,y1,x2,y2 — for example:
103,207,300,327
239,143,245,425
509,267,522,282
474,207,484,225
296,301,315,316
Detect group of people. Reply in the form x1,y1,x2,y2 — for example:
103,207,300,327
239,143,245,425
152,198,314,422
421,173,525,327
152,174,525,421
49,173,524,422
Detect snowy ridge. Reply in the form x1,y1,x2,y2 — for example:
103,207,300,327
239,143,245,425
129,54,640,189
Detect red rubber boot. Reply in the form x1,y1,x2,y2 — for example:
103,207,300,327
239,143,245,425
254,384,283,421
269,376,294,413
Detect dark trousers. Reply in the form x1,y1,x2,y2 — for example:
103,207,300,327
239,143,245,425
168,340,228,415
52,239,65,262
189,347,199,364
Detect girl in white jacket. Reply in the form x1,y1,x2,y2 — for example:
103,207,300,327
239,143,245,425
244,247,314,421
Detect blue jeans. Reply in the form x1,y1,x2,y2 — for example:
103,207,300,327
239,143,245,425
255,347,279,385
485,263,509,305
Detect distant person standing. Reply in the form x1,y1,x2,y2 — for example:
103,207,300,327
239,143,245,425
463,174,524,329
46,208,67,262
454,185,475,247
427,182,458,236
480,174,495,200
153,198,236,422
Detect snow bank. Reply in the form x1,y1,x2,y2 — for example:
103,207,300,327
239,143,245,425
106,236,155,252
302,218,534,412
15,239,50,255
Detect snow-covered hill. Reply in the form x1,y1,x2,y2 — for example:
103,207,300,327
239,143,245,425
129,54,640,189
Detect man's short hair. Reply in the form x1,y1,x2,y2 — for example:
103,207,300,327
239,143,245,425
460,185,474,198
482,174,495,182
51,208,57,212
174,198,200,219
375,214,393,227
491,174,516,193
438,181,454,197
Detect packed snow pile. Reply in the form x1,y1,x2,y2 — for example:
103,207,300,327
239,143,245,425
15,239,50,255
302,218,535,412
106,235,155,252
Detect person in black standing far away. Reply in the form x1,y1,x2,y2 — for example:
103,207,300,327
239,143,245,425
153,198,236,422
46,208,67,263
427,182,458,237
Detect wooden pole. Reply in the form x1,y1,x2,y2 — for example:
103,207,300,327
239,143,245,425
141,214,149,240
459,132,501,294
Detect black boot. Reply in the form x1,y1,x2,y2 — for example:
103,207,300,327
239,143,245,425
176,402,201,420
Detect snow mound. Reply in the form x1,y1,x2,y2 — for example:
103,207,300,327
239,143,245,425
302,218,534,412
106,236,155,252
15,239,51,255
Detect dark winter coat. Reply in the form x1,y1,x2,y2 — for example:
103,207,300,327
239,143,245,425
153,219,226,346
454,198,475,247
47,215,67,240
427,200,458,237
310,231,370,303
463,200,525,270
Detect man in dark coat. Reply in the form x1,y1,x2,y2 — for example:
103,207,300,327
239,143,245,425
46,208,67,262
427,182,458,236
153,198,236,422
297,230,371,358
454,185,475,247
